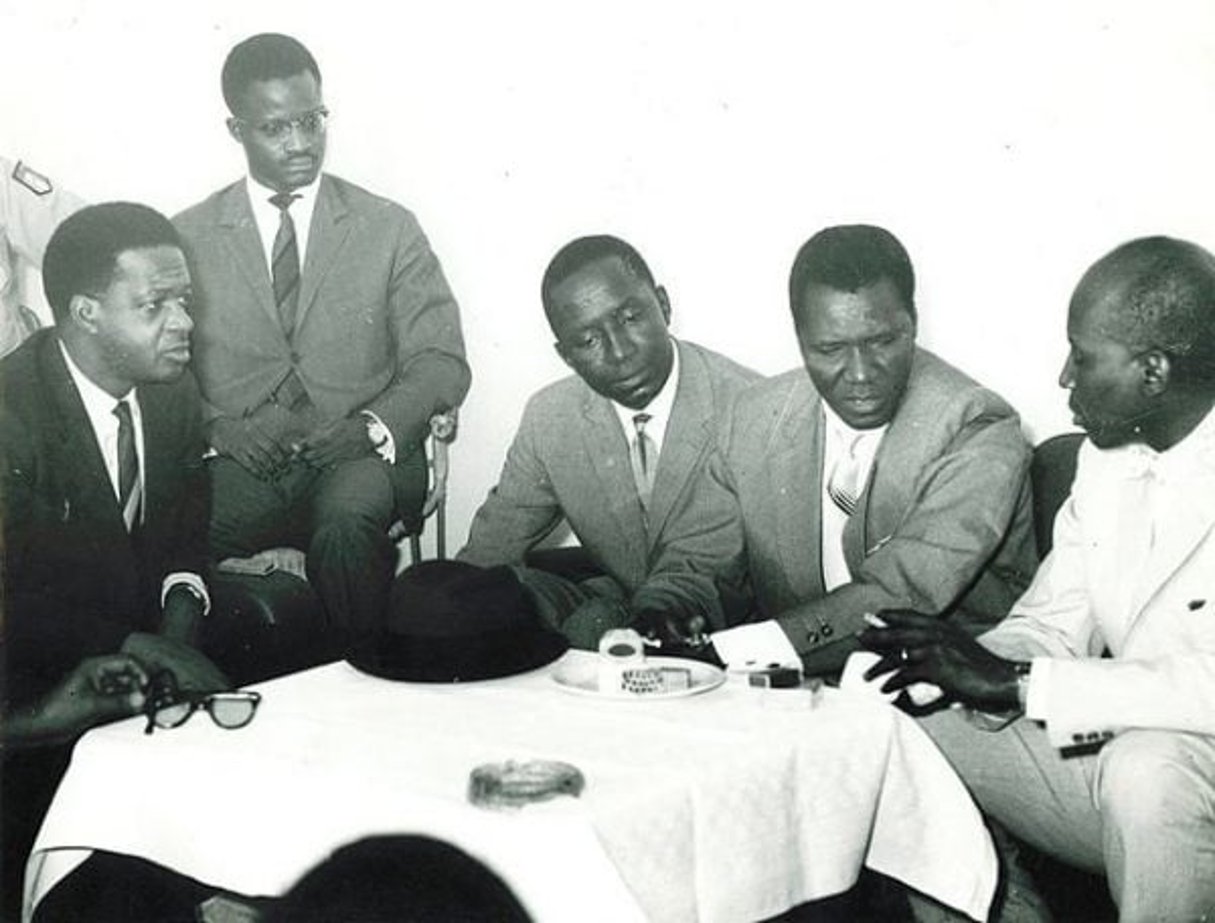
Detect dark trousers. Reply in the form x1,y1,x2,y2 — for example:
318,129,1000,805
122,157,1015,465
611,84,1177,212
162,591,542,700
208,449,426,638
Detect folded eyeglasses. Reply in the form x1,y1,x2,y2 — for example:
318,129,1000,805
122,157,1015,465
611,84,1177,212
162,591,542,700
143,670,261,735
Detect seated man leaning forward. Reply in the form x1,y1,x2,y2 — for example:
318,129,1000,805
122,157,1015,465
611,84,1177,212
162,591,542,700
861,236,1215,921
458,235,759,647
0,202,227,918
174,33,469,640
651,224,1038,676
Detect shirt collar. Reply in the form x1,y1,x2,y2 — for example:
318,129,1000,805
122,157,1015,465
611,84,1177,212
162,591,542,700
59,337,134,418
1126,401,1215,480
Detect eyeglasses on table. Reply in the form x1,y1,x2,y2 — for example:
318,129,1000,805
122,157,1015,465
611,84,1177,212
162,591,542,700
143,670,262,735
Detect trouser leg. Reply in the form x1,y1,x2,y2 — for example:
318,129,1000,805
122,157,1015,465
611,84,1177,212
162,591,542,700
1094,729,1215,922
919,710,1105,874
307,453,425,639
206,457,311,558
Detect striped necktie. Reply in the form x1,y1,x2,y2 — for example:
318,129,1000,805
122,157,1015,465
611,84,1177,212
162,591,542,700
827,432,865,517
113,399,141,530
630,413,657,511
270,192,301,339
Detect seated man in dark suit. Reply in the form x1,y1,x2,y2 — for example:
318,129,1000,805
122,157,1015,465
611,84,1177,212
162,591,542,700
650,224,1038,675
1,201,227,918
458,235,759,647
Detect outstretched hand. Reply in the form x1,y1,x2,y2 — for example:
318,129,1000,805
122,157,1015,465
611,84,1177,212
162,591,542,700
4,655,149,747
858,609,1021,711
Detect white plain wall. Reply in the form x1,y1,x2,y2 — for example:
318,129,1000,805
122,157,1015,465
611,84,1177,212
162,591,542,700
5,0,1214,551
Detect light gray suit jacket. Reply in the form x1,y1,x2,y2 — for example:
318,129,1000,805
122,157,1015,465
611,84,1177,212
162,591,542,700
652,348,1038,670
459,340,759,625
174,174,469,452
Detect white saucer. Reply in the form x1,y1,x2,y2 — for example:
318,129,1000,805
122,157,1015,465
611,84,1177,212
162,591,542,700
551,656,726,700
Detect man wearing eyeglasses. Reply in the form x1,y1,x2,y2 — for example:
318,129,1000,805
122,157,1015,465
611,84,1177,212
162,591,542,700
175,33,469,640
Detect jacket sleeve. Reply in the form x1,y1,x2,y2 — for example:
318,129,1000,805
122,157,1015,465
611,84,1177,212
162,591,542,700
457,402,564,567
633,425,746,630
778,404,1032,672
364,212,470,453
981,448,1215,745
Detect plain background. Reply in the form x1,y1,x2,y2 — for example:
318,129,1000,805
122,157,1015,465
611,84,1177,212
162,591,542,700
4,0,1214,553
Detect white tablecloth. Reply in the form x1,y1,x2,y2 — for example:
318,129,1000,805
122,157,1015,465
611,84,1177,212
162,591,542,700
27,652,996,922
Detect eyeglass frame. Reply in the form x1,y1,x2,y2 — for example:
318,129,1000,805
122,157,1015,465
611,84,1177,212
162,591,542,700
142,670,262,735
231,106,330,144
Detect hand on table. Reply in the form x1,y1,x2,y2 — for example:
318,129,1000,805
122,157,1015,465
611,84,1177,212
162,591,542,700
209,407,296,480
122,632,230,694
631,607,709,649
3,655,148,747
298,416,374,469
858,609,1020,711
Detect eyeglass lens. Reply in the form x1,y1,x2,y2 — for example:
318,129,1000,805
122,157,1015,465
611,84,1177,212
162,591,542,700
258,109,327,140
206,693,260,729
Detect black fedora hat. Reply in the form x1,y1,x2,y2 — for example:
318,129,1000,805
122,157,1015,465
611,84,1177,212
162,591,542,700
347,560,568,682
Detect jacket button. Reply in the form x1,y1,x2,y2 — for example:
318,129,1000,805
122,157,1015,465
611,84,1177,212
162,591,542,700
290,351,301,364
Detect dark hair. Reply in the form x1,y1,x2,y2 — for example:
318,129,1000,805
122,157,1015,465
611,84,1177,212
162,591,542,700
221,33,322,114
541,235,657,320
268,836,532,923
1095,236,1215,386
42,202,181,321
788,224,916,322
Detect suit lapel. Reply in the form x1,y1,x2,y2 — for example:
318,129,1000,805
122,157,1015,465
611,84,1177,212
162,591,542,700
217,183,280,330
580,389,650,573
295,176,353,332
40,337,136,555
647,343,712,543
1129,440,1215,621
771,380,826,600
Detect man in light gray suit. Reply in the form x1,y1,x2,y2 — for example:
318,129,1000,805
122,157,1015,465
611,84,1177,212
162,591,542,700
175,34,468,640
458,235,758,647
651,225,1038,676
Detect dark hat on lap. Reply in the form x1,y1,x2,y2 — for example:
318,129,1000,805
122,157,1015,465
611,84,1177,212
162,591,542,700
346,561,568,682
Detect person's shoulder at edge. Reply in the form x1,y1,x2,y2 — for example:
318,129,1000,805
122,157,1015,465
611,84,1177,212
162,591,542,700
904,347,1021,420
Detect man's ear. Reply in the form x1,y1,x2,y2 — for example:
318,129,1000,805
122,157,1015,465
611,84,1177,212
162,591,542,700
226,117,244,144
655,286,672,326
69,293,100,333
1139,350,1171,396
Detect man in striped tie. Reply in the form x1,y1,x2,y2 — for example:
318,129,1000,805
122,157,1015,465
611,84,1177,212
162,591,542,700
1,202,229,918
175,34,469,641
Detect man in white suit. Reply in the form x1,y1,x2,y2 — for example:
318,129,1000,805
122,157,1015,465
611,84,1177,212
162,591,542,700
861,236,1215,920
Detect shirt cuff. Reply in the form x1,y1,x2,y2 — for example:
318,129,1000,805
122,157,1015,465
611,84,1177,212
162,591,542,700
161,573,211,616
361,411,396,464
710,621,801,668
1023,657,1050,722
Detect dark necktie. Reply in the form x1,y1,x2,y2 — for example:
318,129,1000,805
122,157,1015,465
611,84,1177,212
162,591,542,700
827,432,864,517
630,413,657,511
113,399,141,529
270,192,301,339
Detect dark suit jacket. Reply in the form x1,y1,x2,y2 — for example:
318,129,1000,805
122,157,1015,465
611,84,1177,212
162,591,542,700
0,329,208,706
652,348,1038,667
458,340,759,626
174,174,470,452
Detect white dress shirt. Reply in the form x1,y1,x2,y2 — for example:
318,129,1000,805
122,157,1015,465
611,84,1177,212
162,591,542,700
820,403,886,591
711,403,887,669
246,174,319,271
611,344,680,461
59,339,209,613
